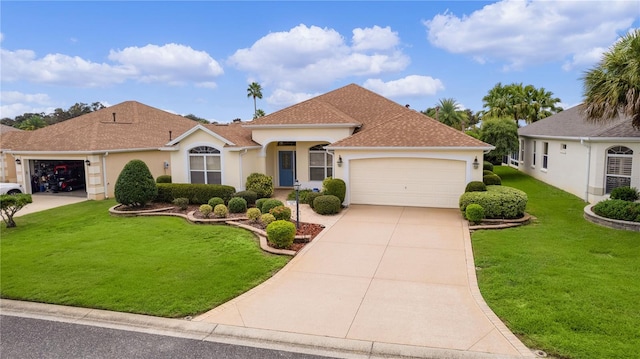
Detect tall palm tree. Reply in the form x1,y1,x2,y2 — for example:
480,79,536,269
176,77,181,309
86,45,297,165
246,82,263,118
524,86,563,124
582,29,640,128
425,98,468,130
482,82,562,126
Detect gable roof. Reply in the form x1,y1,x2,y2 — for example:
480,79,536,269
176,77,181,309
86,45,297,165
248,83,491,148
518,104,640,139
166,122,257,148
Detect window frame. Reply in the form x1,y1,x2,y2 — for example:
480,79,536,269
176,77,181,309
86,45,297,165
542,142,549,170
308,144,333,181
532,140,537,167
188,145,222,185
605,146,633,194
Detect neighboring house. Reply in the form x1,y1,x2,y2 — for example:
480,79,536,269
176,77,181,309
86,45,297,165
517,104,640,203
1,84,492,208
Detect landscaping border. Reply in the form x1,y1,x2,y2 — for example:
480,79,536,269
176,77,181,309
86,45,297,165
468,213,533,230
584,204,640,232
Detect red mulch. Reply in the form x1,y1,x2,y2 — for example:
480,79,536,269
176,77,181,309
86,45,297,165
116,203,325,252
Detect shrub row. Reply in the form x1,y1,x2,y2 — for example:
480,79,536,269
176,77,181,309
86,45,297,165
592,199,640,222
459,185,527,219
156,183,236,204
610,186,639,202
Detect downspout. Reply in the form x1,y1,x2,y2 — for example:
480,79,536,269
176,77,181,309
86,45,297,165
580,138,591,202
239,149,248,191
102,152,109,199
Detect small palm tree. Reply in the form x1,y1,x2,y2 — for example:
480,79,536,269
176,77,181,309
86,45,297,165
582,29,640,128
429,98,468,130
247,82,263,118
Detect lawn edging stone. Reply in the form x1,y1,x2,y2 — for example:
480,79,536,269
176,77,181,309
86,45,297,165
584,204,640,232
468,213,534,230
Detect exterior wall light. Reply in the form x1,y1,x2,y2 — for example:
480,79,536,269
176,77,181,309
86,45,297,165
15,158,21,165
337,155,343,167
473,156,479,169
85,159,91,166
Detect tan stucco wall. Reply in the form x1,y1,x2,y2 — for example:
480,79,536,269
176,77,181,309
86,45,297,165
102,151,172,199
0,152,18,183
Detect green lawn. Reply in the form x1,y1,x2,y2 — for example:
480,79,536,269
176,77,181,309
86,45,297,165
0,199,289,318
473,166,640,359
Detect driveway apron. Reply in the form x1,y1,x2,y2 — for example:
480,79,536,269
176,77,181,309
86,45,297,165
195,205,530,357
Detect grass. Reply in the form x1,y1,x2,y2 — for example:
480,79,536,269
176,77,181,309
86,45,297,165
473,167,640,359
0,199,290,318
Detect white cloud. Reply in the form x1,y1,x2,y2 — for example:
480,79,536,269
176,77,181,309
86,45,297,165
266,89,319,107
363,75,445,97
228,24,410,92
0,91,55,118
424,0,638,71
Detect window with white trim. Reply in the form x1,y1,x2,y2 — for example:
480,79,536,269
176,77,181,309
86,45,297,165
520,139,525,165
542,142,549,169
560,143,567,154
606,146,633,193
309,144,333,181
189,146,221,184
532,141,537,167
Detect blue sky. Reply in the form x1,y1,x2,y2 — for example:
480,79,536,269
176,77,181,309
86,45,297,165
1,1,639,123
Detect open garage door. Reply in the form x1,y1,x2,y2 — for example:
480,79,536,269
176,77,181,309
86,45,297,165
349,158,466,208
29,160,87,195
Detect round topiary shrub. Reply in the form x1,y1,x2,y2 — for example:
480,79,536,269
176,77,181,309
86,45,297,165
305,192,322,209
465,204,485,225
228,197,247,213
245,173,274,199
256,198,268,212
260,213,276,226
156,175,172,183
115,159,158,207
313,195,341,215
269,205,292,221
232,190,258,206
483,161,494,172
213,204,228,218
208,197,225,207
247,207,261,222
483,170,494,176
261,199,284,214
266,220,296,249
323,178,346,203
172,197,189,210
610,186,639,202
459,185,527,219
483,174,502,186
199,204,213,218
465,181,487,192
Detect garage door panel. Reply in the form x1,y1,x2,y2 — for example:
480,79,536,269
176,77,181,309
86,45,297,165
350,158,466,208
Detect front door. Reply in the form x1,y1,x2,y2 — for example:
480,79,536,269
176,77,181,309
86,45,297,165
278,151,295,187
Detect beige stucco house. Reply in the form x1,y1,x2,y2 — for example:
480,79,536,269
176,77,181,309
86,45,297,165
516,104,640,203
1,84,492,208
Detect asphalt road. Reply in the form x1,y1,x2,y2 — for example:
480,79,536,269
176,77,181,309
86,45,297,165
0,315,337,359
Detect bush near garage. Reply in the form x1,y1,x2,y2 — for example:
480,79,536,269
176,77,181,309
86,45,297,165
465,204,485,225
483,161,494,172
483,174,502,186
305,192,323,209
155,184,236,204
261,199,284,214
465,181,487,192
208,197,225,207
483,170,495,176
156,175,172,183
245,173,274,199
266,220,296,249
313,195,341,215
228,197,247,214
115,159,158,208
323,178,346,203
609,187,639,202
199,204,213,218
269,205,292,221
232,190,258,206
213,204,228,218
592,199,640,222
459,185,527,219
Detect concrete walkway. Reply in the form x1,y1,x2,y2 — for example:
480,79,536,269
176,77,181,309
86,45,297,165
15,193,87,217
195,205,534,358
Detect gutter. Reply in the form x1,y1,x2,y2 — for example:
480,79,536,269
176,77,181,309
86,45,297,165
580,138,591,202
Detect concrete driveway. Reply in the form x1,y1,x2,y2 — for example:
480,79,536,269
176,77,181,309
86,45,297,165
195,205,532,358
14,193,87,217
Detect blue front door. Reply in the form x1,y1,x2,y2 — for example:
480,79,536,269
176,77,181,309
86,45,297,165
278,151,295,187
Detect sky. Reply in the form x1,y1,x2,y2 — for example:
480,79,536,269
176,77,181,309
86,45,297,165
1,1,639,123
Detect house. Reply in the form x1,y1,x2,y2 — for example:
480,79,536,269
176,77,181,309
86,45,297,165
1,84,492,208
517,104,640,203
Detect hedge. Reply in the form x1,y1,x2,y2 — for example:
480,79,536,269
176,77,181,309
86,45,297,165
592,199,640,222
459,185,527,219
232,190,258,206
313,195,341,215
610,186,639,202
483,174,502,186
155,183,236,204
465,181,487,192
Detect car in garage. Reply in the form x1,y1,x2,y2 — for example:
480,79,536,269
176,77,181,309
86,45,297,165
0,183,24,195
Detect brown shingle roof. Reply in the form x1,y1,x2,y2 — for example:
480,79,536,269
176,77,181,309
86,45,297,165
202,122,258,147
518,104,640,138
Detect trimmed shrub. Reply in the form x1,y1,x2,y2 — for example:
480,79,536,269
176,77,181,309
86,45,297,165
261,199,284,214
459,185,528,219
232,190,257,206
0,193,32,228
306,192,323,209
172,197,189,210
483,170,494,176
269,205,292,221
260,213,276,226
208,197,225,207
256,198,269,212
465,181,487,192
287,189,313,203
245,173,274,199
483,161,494,172
266,220,296,249
323,178,346,203
199,204,213,218
115,159,158,207
593,199,640,222
155,183,236,204
610,186,639,202
156,175,172,183
213,204,228,218
247,208,261,222
465,204,485,225
313,195,341,215
483,174,502,186
228,197,247,213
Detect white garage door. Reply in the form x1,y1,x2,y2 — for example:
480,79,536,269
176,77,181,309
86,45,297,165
349,158,466,208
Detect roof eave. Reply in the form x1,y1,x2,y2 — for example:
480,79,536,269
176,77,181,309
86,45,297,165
519,134,640,142
243,123,360,129
325,145,495,151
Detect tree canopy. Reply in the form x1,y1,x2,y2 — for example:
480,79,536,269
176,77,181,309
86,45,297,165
1,102,106,129
582,29,640,128
481,83,563,126
480,117,519,160
422,98,468,130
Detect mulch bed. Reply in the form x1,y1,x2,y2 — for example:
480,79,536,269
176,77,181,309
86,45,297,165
115,203,325,252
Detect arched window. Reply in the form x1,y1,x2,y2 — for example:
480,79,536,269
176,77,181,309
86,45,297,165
189,146,221,184
606,146,633,193
309,144,333,181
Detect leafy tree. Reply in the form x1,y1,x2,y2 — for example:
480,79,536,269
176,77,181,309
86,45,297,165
0,193,32,228
481,83,562,126
582,29,640,128
422,98,468,130
254,109,266,119
114,159,157,207
480,117,519,162
2,102,106,129
17,115,47,131
246,82,263,118
183,114,210,124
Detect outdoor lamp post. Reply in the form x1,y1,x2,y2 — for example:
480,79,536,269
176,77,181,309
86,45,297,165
294,179,301,229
